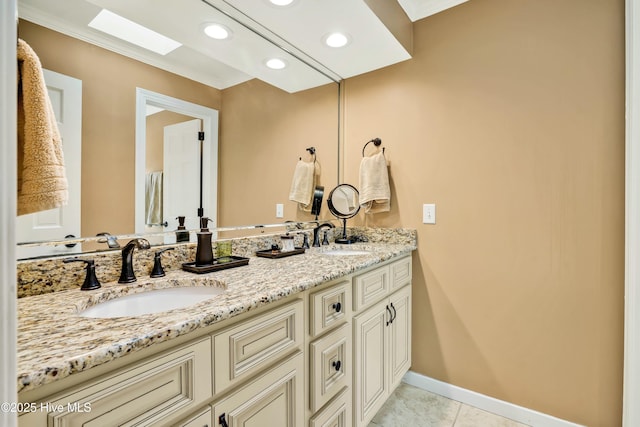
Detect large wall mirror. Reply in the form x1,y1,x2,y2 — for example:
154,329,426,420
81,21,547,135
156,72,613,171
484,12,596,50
16,1,340,259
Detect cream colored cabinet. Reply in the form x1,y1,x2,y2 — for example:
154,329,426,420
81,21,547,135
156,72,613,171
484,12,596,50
309,389,351,427
308,280,353,426
19,337,212,427
213,352,304,427
353,257,412,427
309,280,350,338
177,406,212,427
213,299,303,394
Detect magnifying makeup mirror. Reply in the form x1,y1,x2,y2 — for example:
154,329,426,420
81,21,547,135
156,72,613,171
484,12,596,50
327,183,360,244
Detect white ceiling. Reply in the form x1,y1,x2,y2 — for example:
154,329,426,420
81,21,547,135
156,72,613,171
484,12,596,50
18,0,468,93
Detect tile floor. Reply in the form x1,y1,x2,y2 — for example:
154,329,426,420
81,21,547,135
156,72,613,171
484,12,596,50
368,383,531,427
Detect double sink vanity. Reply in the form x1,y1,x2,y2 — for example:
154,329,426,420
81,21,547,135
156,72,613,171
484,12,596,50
16,228,416,427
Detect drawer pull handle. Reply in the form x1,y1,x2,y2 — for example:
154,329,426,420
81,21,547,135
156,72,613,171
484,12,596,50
386,305,393,326
219,413,229,427
332,360,342,371
390,302,397,323
331,302,342,313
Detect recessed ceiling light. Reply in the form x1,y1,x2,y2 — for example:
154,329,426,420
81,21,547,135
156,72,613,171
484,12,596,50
324,32,350,48
269,0,295,6
265,58,287,70
88,9,181,56
203,23,232,40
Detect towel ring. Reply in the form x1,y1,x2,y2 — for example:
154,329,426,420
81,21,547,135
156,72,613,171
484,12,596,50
300,146,316,162
362,138,385,157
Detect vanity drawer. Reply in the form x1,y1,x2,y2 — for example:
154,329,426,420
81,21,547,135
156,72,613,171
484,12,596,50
20,337,212,427
309,388,351,427
213,299,303,394
389,256,412,291
353,266,389,312
177,405,212,427
310,280,350,338
309,323,350,413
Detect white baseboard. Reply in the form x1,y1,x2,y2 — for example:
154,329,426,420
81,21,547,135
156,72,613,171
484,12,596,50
402,371,585,427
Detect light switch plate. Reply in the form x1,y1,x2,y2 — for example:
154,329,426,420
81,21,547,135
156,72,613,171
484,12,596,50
423,204,436,224
276,203,284,218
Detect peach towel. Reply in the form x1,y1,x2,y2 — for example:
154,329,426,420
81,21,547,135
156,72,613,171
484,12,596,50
17,38,68,216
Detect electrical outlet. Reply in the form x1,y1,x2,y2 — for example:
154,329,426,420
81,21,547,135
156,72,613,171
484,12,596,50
276,203,284,218
423,204,436,224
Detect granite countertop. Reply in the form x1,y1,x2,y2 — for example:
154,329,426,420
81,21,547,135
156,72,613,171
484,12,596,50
17,243,415,393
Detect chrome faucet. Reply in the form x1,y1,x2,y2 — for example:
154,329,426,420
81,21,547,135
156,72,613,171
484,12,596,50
118,238,151,283
312,222,335,247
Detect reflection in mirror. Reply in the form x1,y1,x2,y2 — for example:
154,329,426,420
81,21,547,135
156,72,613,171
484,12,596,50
135,88,218,240
15,15,339,260
327,184,360,244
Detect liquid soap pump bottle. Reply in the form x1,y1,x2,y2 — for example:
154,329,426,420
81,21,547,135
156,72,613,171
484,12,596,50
195,217,214,266
175,216,189,242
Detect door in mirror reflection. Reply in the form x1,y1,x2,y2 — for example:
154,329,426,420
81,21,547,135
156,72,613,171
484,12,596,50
16,69,82,258
163,119,202,232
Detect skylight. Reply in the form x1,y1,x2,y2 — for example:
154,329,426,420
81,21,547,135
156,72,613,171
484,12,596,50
88,9,182,56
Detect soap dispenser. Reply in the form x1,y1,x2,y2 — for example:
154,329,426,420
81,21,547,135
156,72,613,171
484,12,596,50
175,216,189,242
195,217,214,266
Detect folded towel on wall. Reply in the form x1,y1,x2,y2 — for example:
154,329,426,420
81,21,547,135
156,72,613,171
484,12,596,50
145,171,163,225
17,38,68,216
359,151,390,214
289,160,320,211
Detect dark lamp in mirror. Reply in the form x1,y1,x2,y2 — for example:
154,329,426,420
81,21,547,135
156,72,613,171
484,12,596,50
327,183,360,244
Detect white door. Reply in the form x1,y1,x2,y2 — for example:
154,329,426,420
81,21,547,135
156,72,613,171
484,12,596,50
163,119,202,232
16,69,82,259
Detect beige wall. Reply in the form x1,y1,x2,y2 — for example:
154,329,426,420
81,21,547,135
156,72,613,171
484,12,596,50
219,79,339,226
19,20,222,236
342,0,625,426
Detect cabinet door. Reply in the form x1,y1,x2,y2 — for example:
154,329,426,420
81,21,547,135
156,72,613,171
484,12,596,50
213,352,304,427
353,300,388,427
20,337,212,427
388,285,411,391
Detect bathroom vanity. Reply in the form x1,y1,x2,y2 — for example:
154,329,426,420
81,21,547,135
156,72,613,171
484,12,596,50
16,234,415,427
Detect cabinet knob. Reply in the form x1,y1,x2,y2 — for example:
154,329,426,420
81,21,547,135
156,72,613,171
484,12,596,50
219,413,229,427
332,360,342,371
386,305,393,326
331,302,342,313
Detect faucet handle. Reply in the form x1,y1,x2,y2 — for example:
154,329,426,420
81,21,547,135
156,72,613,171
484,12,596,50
63,258,101,291
322,231,330,245
150,248,174,278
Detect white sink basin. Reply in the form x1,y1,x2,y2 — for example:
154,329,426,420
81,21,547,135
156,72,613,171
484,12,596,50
79,286,225,318
321,249,371,256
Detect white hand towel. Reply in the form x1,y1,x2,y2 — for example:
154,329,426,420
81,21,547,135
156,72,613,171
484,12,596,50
145,171,163,225
289,160,317,209
359,151,390,214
